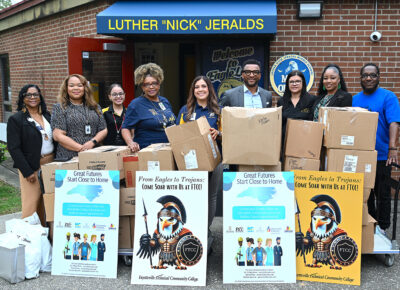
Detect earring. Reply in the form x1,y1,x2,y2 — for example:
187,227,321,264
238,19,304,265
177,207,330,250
323,86,326,91
338,84,341,90
22,103,26,113
38,104,42,114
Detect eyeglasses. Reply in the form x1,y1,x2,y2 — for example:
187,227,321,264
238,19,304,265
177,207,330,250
143,82,160,88
361,73,379,79
289,80,302,85
111,92,125,97
242,70,261,76
24,93,40,99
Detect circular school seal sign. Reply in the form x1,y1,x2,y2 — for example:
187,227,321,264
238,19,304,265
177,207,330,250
330,235,358,266
176,235,203,266
270,54,314,96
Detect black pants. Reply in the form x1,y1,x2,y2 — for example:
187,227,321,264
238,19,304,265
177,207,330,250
368,161,392,230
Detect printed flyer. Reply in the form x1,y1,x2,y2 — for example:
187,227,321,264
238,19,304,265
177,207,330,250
52,170,120,278
294,170,363,286
223,172,296,284
131,171,208,287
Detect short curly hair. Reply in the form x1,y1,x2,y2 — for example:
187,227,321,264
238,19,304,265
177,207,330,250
134,63,164,86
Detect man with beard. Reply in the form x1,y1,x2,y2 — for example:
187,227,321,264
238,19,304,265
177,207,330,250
220,59,272,108
273,237,283,266
353,63,400,233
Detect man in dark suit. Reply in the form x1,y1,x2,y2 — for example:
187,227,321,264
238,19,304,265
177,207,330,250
220,59,272,108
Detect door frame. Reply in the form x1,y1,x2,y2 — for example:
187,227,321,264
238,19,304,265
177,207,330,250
68,37,134,106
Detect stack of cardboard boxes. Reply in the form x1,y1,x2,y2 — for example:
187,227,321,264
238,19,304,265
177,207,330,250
283,119,323,171
222,107,282,171
320,107,379,253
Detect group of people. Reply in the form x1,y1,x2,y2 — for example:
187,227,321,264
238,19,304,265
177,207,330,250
64,232,106,261
236,237,283,266
7,58,400,239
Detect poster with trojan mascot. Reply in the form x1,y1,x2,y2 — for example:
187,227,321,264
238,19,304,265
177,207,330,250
294,170,363,286
131,171,208,287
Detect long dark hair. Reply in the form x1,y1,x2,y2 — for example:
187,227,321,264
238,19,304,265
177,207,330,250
186,76,220,121
317,64,348,97
17,84,47,113
282,70,307,106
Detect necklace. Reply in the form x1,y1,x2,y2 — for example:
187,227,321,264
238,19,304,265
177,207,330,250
145,96,169,128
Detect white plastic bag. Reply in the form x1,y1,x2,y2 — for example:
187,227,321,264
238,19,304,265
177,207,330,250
40,227,52,272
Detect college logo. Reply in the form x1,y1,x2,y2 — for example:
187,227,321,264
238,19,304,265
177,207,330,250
56,221,63,228
176,235,203,266
75,223,81,228
270,54,314,96
285,226,293,232
226,226,234,233
64,222,72,228
109,224,117,230
330,235,358,267
235,227,244,233
247,226,254,232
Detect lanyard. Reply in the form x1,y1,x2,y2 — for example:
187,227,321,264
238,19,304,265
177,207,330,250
112,111,125,134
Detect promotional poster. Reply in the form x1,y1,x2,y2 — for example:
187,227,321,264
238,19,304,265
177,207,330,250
223,172,296,284
201,43,265,99
131,171,208,287
294,170,363,286
52,170,120,278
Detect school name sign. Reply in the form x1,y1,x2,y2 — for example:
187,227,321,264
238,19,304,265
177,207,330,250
97,17,276,34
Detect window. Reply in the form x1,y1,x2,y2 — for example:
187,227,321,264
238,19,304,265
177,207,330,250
0,54,12,122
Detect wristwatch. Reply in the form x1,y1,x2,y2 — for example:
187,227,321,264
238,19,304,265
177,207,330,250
91,139,98,145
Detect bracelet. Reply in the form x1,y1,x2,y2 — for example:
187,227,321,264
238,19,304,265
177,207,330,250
389,147,397,150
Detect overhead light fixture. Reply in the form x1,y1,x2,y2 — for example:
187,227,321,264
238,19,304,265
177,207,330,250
297,1,323,19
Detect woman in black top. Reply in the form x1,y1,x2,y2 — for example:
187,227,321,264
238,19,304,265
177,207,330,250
277,70,315,138
102,84,127,145
312,64,352,121
7,84,55,225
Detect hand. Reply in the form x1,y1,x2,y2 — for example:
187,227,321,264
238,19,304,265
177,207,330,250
387,148,398,166
210,128,220,140
26,173,37,183
128,141,140,153
81,141,95,152
296,232,305,245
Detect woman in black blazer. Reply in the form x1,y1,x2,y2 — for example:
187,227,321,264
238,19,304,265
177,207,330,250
7,84,55,225
312,64,352,121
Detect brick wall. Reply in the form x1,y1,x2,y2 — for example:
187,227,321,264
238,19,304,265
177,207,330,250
0,0,115,115
270,0,400,179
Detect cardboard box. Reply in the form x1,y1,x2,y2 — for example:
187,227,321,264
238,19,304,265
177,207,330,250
79,146,131,179
222,107,282,165
165,117,221,171
361,215,376,253
43,193,54,222
123,154,139,188
238,162,282,172
364,188,371,203
120,187,135,216
118,216,131,249
362,203,369,226
138,143,176,171
283,157,320,171
325,149,377,189
41,157,79,193
319,107,378,150
129,216,135,249
284,119,323,159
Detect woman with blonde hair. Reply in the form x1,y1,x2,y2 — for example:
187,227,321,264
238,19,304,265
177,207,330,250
51,74,107,159
122,63,176,152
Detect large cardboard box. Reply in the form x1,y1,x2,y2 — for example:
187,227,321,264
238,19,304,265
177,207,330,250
361,215,376,253
123,155,139,188
362,203,369,226
129,216,135,248
41,157,79,193
238,162,282,172
284,119,323,159
283,157,320,171
319,107,378,150
118,216,131,249
165,117,221,171
222,106,282,165
138,143,176,171
79,146,131,179
43,193,54,222
120,187,135,216
325,149,377,189
363,188,371,203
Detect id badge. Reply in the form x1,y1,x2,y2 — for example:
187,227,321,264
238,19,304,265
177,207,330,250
85,124,91,135
159,102,166,111
190,113,196,121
